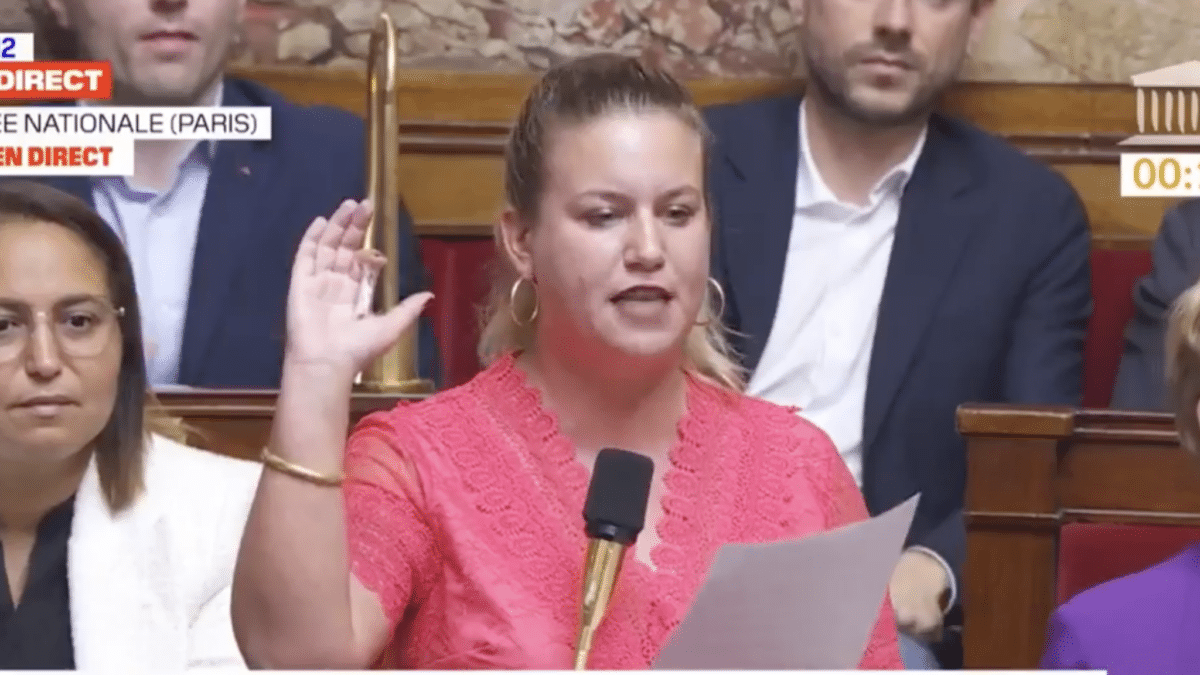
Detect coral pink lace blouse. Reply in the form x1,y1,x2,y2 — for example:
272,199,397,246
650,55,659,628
344,353,902,669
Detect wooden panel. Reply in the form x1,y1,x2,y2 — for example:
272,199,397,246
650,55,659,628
1057,163,1184,238
399,153,504,230
233,66,798,122
1058,443,1200,512
965,528,1058,669
962,429,1060,670
236,66,1138,132
959,404,1200,669
157,389,422,461
232,66,1173,243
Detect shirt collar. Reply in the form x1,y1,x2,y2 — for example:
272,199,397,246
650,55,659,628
796,98,928,211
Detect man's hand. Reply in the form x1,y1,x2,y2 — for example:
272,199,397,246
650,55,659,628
889,549,949,641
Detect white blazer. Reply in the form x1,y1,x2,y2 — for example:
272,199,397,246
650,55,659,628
68,434,261,671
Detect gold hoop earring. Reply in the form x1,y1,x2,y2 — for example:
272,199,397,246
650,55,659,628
697,277,726,326
509,277,539,326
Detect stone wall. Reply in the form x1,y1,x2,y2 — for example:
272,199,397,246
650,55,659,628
6,0,1198,83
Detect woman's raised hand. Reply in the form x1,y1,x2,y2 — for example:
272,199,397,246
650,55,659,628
285,199,432,377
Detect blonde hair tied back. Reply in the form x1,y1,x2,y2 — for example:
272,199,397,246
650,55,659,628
1166,280,1200,457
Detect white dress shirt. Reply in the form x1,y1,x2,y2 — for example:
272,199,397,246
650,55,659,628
748,100,926,486
86,86,221,386
747,102,958,610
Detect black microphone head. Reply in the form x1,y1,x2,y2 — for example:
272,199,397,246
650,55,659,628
583,448,654,545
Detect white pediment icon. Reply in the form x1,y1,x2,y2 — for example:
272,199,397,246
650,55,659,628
1130,61,1200,88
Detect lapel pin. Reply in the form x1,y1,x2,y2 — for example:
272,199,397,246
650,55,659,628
239,166,251,176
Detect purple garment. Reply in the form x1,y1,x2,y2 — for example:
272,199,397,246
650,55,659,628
1040,544,1200,673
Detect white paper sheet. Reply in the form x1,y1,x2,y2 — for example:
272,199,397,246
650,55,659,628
653,494,920,670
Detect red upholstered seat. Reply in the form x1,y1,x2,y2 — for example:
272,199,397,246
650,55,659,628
1056,522,1200,603
1083,248,1153,408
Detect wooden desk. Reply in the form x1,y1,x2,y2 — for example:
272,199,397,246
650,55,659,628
958,404,1200,669
156,389,426,461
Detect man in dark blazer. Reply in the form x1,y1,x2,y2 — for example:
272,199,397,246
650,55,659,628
1111,199,1200,411
705,0,1090,667
30,0,439,389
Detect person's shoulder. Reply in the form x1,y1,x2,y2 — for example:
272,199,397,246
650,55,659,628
352,358,514,442
226,77,364,144
1143,197,1200,254
137,435,260,574
137,435,260,610
703,92,798,138
1163,197,1200,229
932,113,1075,196
690,380,834,451
703,92,792,120
1173,196,1200,217
1053,544,1200,636
143,433,262,504
688,383,852,524
372,367,495,417
347,359,526,493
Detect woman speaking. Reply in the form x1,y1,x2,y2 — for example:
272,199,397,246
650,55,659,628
232,54,902,670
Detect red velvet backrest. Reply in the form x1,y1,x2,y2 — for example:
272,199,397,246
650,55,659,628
1056,522,1200,604
418,242,1154,397
418,236,496,389
1083,248,1153,408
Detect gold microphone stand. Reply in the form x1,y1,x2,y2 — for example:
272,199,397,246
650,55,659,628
573,539,626,669
359,12,432,394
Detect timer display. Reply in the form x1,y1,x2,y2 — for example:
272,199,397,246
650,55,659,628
1120,153,1200,197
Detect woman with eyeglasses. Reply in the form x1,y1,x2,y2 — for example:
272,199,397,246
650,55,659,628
0,180,260,669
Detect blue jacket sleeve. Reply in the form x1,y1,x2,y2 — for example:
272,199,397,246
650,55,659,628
1001,178,1092,406
394,198,443,387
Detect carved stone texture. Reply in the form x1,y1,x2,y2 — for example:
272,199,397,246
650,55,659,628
16,0,1194,82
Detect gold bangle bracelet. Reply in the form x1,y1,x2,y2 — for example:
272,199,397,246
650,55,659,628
260,447,345,487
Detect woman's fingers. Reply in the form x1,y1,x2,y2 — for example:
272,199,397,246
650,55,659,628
314,200,360,271
340,200,374,251
295,200,377,279
331,204,381,275
294,215,328,278
364,292,434,360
